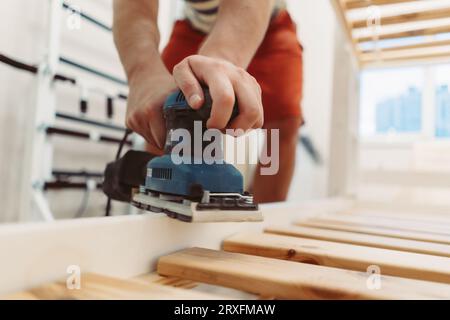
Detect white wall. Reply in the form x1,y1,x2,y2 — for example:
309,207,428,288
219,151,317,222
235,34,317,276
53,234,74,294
286,0,344,201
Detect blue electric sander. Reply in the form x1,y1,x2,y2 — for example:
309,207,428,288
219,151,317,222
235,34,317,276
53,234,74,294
129,88,263,223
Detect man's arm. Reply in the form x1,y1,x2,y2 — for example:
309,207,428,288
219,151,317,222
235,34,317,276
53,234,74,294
200,0,275,68
113,0,266,148
113,0,166,83
172,0,274,130
113,0,175,151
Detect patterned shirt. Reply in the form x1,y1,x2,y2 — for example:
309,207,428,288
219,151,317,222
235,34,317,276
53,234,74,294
184,0,287,33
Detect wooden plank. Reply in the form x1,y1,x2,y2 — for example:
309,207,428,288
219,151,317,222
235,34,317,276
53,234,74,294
2,273,224,300
357,25,450,43
361,47,450,63
157,247,450,299
310,215,450,236
362,51,450,68
344,0,420,10
351,8,450,29
266,225,450,258
132,273,198,290
296,220,450,245
223,232,450,284
341,208,450,225
362,39,450,54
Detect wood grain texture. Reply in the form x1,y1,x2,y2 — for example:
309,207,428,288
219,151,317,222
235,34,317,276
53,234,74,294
266,225,450,258
311,215,450,236
157,247,450,300
2,273,223,300
223,232,450,284
296,220,450,245
338,209,450,227
132,274,198,290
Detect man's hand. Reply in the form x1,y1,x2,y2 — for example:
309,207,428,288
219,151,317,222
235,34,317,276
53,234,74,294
126,69,177,154
173,55,264,133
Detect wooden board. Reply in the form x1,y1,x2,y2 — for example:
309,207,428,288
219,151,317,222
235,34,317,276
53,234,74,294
223,232,450,284
296,220,450,245
266,225,450,258
310,215,450,236
339,209,450,226
157,247,450,300
2,273,224,300
132,274,198,290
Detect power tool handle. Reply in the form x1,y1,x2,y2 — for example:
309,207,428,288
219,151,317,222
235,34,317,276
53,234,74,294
195,88,239,125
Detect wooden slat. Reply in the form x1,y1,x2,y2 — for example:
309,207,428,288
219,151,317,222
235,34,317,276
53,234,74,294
132,274,198,290
223,232,450,284
362,50,450,66
157,247,450,299
311,215,450,236
357,25,450,43
362,39,450,54
2,273,223,300
344,0,421,10
266,225,450,258
361,46,450,63
341,208,450,225
351,8,450,29
296,220,450,245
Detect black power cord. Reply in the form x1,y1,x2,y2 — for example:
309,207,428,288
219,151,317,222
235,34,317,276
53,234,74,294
105,128,133,216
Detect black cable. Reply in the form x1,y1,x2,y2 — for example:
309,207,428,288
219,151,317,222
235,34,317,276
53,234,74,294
105,129,133,216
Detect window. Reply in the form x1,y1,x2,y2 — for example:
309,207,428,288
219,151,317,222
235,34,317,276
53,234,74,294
435,65,450,138
360,63,450,140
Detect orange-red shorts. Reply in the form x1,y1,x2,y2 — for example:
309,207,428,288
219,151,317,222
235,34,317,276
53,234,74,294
161,10,304,124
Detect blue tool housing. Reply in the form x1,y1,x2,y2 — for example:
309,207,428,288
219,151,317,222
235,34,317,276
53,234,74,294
144,89,243,198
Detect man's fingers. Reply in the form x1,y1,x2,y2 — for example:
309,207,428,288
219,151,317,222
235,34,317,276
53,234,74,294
127,110,165,151
205,76,235,130
173,59,205,109
176,55,264,131
228,80,263,132
149,118,166,150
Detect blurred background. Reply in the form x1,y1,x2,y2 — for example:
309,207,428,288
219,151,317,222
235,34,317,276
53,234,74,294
0,0,449,223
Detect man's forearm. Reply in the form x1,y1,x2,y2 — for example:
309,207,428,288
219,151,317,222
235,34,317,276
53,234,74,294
113,0,168,82
199,0,275,69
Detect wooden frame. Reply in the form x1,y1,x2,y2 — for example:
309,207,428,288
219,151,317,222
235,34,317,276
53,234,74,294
333,0,450,68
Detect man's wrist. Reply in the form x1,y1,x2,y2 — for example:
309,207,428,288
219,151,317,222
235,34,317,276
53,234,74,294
127,58,171,86
199,45,249,69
